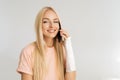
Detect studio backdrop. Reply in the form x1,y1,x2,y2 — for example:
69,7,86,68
0,0,120,80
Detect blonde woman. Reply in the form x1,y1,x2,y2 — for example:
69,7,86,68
17,7,76,80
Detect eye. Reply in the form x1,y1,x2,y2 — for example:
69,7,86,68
43,20,49,23
54,21,59,23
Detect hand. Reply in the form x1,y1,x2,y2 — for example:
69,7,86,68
60,29,70,40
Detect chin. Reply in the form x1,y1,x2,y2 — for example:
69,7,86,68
50,35,57,39
44,33,58,39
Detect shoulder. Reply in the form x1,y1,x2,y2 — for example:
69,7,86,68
20,42,36,56
23,42,36,50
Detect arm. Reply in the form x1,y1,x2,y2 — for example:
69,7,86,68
64,37,76,80
17,46,33,80
60,29,76,80
65,71,76,80
21,73,32,80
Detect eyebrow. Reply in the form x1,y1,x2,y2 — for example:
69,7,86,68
42,18,59,20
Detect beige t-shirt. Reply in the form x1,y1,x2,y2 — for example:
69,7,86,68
17,43,66,80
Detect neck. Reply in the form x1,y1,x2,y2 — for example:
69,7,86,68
44,37,54,47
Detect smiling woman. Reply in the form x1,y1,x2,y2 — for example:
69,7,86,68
42,10,60,42
16,6,76,80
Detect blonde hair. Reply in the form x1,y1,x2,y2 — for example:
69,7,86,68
33,7,65,80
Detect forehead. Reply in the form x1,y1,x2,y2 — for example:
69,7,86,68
43,10,58,19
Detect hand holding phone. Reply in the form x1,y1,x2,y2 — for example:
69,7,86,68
59,29,70,41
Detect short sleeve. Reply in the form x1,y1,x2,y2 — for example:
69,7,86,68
17,47,33,75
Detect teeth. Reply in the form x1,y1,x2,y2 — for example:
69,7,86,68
48,30,55,33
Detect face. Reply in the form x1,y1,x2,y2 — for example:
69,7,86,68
42,10,59,39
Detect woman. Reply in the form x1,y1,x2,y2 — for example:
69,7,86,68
17,6,76,80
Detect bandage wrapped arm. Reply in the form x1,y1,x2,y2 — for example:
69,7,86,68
65,37,76,72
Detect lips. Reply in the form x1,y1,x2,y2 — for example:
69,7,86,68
47,29,56,33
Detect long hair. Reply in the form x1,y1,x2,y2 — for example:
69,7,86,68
33,7,65,80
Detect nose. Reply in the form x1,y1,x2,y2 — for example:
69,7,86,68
49,21,54,28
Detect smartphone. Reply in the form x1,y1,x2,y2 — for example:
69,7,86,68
57,22,62,42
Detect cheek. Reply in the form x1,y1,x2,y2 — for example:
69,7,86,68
42,27,47,34
56,27,59,33
56,25,60,30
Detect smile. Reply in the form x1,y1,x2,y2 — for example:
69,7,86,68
47,29,56,33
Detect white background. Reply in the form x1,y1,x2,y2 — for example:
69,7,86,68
0,0,120,80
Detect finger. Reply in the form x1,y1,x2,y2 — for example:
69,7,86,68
60,29,69,38
60,30,67,37
61,34,67,40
